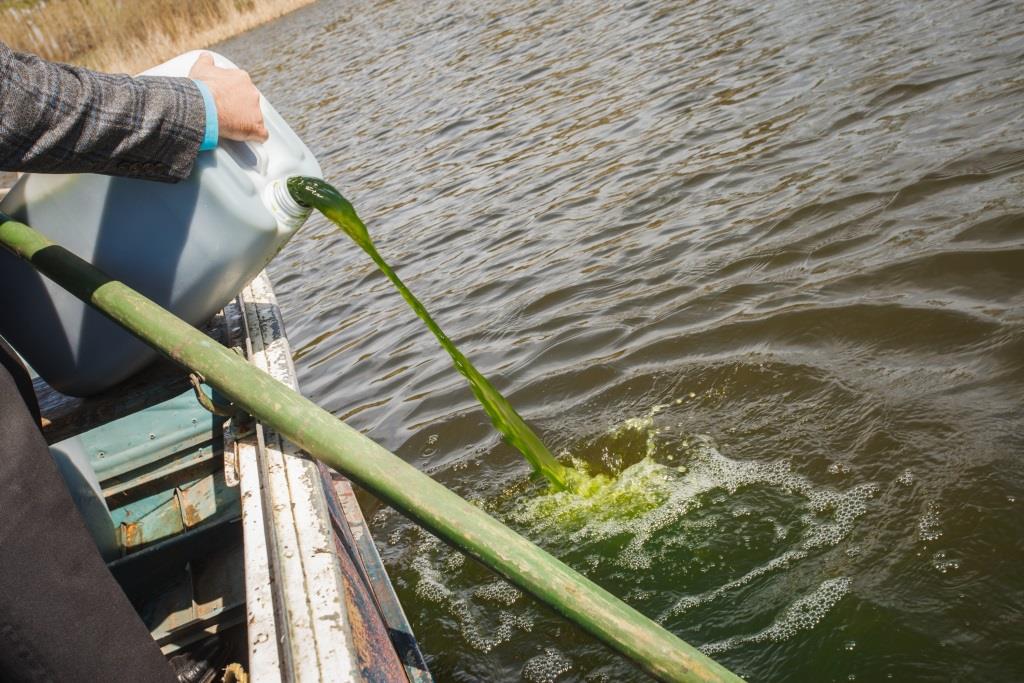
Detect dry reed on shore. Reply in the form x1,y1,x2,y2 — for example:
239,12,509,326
0,0,316,73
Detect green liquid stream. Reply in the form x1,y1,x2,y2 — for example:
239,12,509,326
287,176,572,491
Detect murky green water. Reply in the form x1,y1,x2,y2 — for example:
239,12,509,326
221,1,1024,680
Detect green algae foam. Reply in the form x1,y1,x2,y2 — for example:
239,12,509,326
380,403,876,660
287,176,577,491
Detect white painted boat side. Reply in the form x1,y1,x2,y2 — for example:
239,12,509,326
234,271,362,682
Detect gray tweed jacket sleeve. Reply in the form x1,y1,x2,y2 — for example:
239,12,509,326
0,42,206,183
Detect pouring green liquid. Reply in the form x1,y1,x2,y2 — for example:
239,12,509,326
287,176,573,491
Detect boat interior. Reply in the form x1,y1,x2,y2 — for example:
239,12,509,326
33,272,431,682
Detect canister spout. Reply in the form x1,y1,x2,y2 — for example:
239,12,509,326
264,176,312,234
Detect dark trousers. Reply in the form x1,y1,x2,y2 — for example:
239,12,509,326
0,340,176,682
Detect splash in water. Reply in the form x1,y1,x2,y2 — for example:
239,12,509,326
377,404,875,665
287,176,574,490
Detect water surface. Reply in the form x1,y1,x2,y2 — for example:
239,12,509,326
221,1,1024,680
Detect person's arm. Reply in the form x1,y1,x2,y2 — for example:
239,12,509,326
0,42,205,182
0,44,267,183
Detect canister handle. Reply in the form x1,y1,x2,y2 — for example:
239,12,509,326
248,139,270,177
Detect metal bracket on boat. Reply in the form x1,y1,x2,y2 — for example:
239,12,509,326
189,372,238,417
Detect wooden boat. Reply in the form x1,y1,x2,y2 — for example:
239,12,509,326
34,271,431,682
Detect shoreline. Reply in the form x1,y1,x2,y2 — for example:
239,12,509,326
0,0,318,74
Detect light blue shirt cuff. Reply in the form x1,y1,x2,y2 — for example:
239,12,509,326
192,79,219,151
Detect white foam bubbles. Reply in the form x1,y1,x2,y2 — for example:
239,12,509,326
700,577,853,655
513,427,876,577
409,534,534,653
917,501,943,542
401,404,879,660
474,580,523,607
664,549,807,618
521,647,573,683
931,550,960,574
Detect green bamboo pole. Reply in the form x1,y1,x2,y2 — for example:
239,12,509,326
0,214,744,683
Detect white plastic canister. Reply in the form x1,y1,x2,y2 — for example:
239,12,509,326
0,51,320,396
